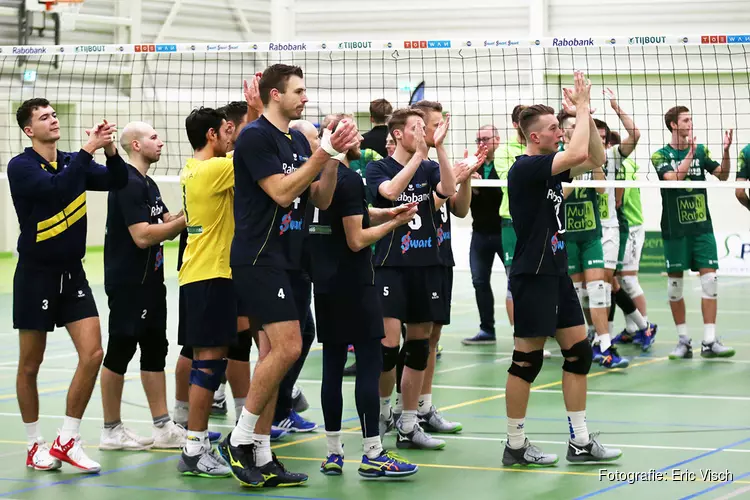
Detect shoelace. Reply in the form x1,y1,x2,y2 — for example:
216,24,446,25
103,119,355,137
382,450,411,463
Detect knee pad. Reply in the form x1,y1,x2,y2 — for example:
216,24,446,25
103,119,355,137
586,280,607,309
621,275,644,299
228,329,252,362
103,336,138,375
561,339,593,375
139,334,168,372
603,282,612,307
507,349,544,384
403,339,430,371
668,277,684,302
700,272,718,299
614,287,637,315
190,358,227,391
382,345,400,372
180,345,193,360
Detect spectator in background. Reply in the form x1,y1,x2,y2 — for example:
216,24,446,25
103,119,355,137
386,135,396,157
361,99,393,157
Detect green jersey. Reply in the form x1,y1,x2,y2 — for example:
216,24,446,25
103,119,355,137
564,171,602,241
737,144,750,179
615,157,644,226
494,138,525,219
651,144,719,239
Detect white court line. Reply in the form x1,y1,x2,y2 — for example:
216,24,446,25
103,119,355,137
435,357,511,375
0,411,237,430
0,352,77,367
716,485,750,499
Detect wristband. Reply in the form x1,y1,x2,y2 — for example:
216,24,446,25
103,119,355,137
320,127,342,157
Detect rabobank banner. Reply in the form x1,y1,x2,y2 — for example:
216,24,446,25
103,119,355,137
716,232,750,276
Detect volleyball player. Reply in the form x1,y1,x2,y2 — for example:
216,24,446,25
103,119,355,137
366,107,455,450
734,142,750,209
221,64,359,487
652,106,735,359
9,99,127,473
309,113,419,478
503,72,621,466
100,122,187,451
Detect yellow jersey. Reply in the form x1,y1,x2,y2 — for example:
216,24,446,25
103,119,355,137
178,156,235,286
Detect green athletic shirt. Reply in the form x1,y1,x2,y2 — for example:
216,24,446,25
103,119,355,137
615,156,644,226
494,137,525,219
651,143,719,239
737,144,750,179
564,170,602,241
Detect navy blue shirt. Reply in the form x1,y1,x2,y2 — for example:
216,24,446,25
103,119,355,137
7,147,128,268
104,165,168,288
508,153,570,276
308,164,374,293
366,156,442,267
231,115,313,270
425,160,454,267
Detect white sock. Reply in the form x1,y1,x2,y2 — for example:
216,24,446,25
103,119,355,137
59,416,81,443
231,407,259,447
507,417,526,449
676,323,689,340
25,421,41,446
214,382,226,401
379,397,391,418
608,321,615,337
253,433,272,466
625,315,637,333
597,333,612,352
567,411,589,445
185,429,207,456
704,324,716,344
363,436,383,459
174,400,189,425
394,395,403,414
326,430,343,456
418,394,432,415
399,410,417,432
627,310,648,330
234,398,246,422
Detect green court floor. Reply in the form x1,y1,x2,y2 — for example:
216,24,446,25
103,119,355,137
0,247,748,499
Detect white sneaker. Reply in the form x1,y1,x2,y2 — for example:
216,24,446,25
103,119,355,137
153,421,187,449
50,433,101,473
99,424,154,451
26,439,62,471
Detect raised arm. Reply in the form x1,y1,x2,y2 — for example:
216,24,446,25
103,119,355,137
433,115,457,198
659,138,695,181
554,72,593,176
605,88,640,158
375,122,426,201
710,129,733,181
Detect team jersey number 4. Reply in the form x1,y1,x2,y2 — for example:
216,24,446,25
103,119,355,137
278,288,286,299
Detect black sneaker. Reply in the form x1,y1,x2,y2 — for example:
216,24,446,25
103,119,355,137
211,395,228,416
257,453,308,487
217,433,264,487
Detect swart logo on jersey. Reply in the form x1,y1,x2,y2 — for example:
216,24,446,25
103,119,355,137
552,38,594,47
279,211,304,235
400,231,433,254
628,36,666,45
550,232,565,254
437,225,451,245
154,247,164,271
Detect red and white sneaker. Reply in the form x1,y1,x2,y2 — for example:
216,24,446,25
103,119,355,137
26,440,62,471
49,434,101,473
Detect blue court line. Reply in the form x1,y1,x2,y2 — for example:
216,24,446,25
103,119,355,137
0,454,179,497
75,483,336,499
574,435,750,499
679,471,750,499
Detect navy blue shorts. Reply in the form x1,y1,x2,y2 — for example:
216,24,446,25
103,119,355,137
232,266,310,329
510,274,584,338
375,266,445,324
435,266,453,326
13,262,98,332
106,282,167,338
178,278,237,348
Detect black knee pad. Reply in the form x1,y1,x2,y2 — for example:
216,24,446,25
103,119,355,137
561,339,594,375
180,345,193,360
103,336,138,375
614,288,637,315
403,338,430,371
382,345,400,372
228,329,252,362
190,358,228,391
507,350,544,384
139,334,168,372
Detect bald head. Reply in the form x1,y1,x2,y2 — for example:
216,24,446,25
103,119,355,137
120,121,163,165
290,119,320,151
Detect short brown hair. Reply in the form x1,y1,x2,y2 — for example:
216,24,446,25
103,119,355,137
16,98,51,130
664,105,689,132
511,104,527,125
411,100,443,114
387,108,425,138
259,64,304,105
609,130,622,146
593,118,611,144
518,104,555,141
369,99,393,124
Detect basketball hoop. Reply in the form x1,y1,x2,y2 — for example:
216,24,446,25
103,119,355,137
45,0,84,31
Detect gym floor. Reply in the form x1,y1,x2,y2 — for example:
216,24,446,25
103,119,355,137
0,246,747,499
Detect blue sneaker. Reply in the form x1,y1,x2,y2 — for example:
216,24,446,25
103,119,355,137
592,343,603,363
358,450,418,478
320,454,344,476
612,329,634,344
461,331,496,345
208,431,221,443
273,410,317,433
599,346,629,369
271,428,288,441
639,323,658,352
